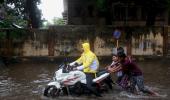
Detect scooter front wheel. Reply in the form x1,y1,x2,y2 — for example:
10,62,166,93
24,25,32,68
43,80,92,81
43,85,60,97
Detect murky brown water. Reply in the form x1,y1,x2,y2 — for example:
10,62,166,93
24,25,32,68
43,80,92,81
0,59,169,100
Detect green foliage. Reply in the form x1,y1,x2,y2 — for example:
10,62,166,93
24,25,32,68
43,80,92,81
96,0,106,12
53,18,65,25
0,29,27,40
0,0,4,4
4,0,42,28
0,19,26,40
0,19,13,28
0,32,6,39
0,14,26,28
10,29,27,40
41,18,65,28
41,20,51,29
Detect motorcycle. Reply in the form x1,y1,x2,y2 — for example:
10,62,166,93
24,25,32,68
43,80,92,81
43,61,113,97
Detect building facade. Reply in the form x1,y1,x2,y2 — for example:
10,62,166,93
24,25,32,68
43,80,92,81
63,0,169,26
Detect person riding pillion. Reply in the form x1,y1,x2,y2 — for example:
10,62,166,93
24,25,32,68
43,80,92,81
69,42,102,97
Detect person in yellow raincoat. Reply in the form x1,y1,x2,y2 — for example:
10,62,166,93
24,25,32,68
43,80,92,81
69,42,102,97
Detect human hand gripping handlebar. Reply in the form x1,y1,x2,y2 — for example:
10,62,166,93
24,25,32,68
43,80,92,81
68,62,82,71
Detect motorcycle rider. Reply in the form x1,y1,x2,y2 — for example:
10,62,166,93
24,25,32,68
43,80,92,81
69,42,102,97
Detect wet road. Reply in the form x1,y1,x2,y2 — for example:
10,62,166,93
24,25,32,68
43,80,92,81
0,59,169,100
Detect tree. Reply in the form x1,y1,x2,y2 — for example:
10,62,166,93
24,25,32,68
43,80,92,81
0,0,4,3
3,0,42,28
25,0,42,28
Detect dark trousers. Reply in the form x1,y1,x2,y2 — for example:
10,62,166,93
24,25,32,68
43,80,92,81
130,75,153,94
85,73,101,96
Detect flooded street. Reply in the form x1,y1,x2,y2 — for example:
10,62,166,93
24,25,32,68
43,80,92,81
0,59,169,100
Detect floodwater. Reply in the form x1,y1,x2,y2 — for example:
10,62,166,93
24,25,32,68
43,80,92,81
0,59,169,100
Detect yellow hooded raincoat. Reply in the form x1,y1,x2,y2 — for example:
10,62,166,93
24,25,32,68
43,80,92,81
75,43,99,74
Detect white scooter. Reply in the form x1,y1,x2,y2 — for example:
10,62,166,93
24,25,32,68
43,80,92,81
43,62,112,97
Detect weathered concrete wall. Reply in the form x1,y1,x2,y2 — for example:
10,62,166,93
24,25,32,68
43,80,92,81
166,27,170,56
22,29,49,56
0,26,166,57
131,28,163,56
94,26,127,56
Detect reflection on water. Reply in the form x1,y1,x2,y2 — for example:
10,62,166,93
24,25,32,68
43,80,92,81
0,60,169,100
